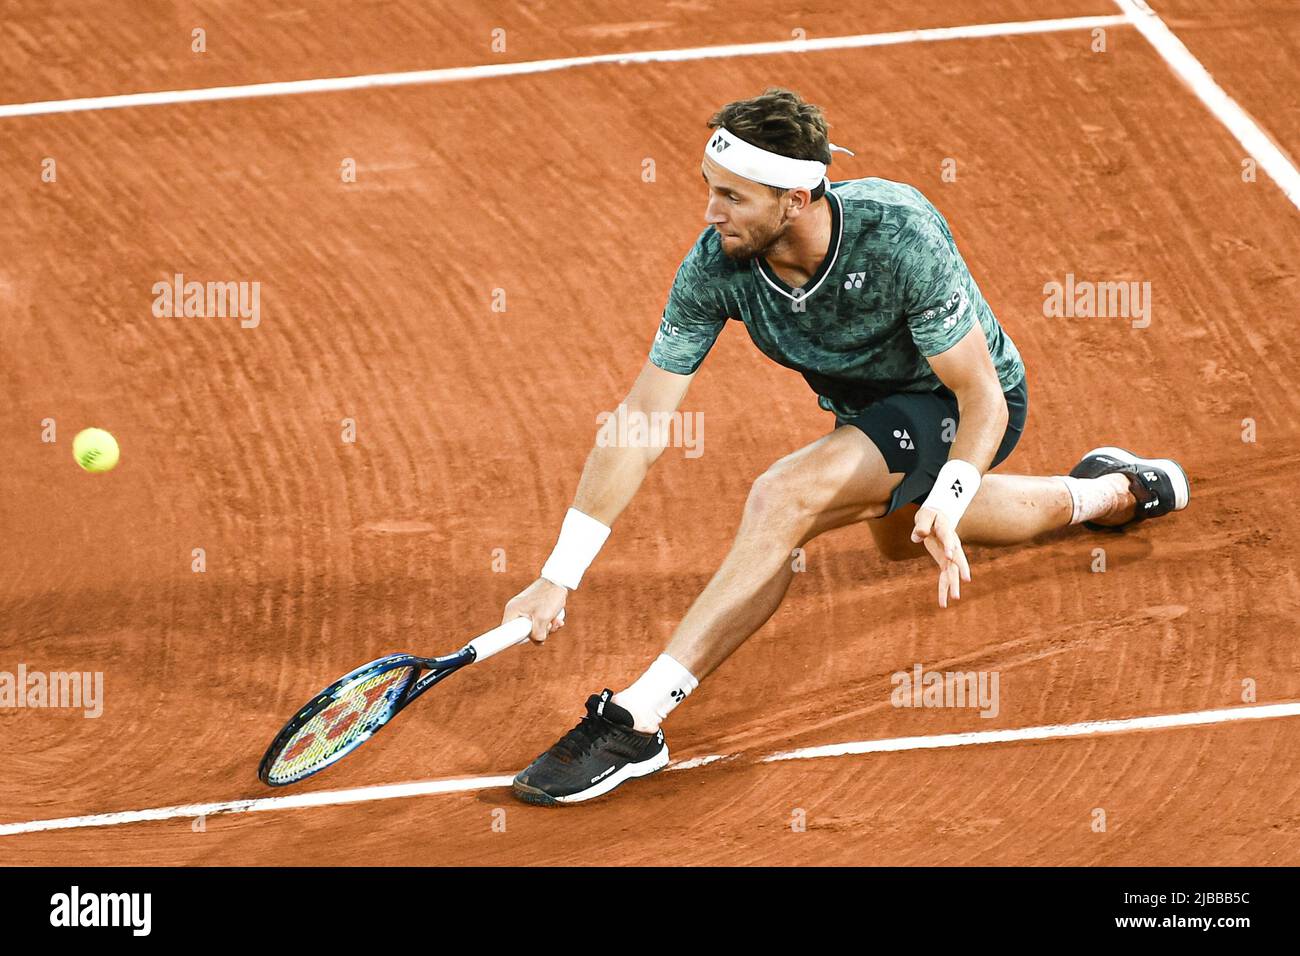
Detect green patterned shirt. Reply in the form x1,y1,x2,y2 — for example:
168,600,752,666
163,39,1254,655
650,177,1024,419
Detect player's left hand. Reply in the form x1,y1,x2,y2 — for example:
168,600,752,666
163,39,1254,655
911,506,971,609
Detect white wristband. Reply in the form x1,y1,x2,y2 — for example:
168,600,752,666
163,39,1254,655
921,459,982,528
540,508,611,590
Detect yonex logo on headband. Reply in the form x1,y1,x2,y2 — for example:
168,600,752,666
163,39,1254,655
704,126,836,191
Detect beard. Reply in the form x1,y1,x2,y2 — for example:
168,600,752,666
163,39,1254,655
717,212,790,263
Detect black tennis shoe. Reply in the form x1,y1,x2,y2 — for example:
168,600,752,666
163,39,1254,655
1069,446,1190,531
512,689,668,806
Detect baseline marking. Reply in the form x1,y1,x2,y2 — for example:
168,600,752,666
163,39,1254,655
763,699,1300,761
0,775,516,837
0,15,1126,119
1115,0,1300,211
2,700,1296,836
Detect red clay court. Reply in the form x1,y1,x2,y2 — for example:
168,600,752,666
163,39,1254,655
2,0,1298,865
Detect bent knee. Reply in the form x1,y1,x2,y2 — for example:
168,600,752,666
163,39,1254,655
745,463,821,531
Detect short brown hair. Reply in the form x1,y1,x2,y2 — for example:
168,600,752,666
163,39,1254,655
707,88,832,166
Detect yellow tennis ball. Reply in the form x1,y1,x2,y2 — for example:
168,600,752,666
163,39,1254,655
73,428,120,473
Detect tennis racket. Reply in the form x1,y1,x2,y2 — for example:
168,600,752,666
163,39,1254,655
258,611,559,786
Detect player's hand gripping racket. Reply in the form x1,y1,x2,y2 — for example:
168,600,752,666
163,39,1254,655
257,611,560,786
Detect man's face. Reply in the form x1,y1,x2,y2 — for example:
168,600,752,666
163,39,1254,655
701,155,792,262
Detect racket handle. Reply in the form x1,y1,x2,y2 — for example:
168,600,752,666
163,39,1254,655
466,609,565,662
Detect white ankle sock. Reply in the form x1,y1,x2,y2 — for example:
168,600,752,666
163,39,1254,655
1057,474,1129,525
613,654,699,732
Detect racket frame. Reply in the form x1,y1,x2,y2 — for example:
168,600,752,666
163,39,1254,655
257,649,468,786
257,612,553,786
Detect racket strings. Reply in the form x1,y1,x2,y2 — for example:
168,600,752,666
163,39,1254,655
265,665,416,783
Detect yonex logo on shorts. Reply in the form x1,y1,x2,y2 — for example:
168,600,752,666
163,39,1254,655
892,429,914,450
843,272,866,290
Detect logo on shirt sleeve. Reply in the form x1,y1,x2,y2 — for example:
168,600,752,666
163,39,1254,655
654,317,680,346
922,288,967,330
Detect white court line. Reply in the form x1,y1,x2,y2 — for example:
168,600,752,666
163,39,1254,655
1115,0,1300,211
0,775,516,837
763,699,1300,761
2,700,1297,836
0,15,1126,119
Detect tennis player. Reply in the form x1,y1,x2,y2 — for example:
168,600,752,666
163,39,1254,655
504,88,1189,805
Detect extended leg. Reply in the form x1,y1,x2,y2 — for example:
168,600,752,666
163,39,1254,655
867,450,1187,560
868,472,1133,559
613,425,902,728
666,426,900,677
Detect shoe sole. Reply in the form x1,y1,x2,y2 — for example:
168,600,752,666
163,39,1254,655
511,742,670,807
1080,446,1190,512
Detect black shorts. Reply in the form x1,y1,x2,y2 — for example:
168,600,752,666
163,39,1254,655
835,376,1028,516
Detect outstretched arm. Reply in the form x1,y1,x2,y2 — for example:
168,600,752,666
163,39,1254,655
503,359,696,643
570,359,696,524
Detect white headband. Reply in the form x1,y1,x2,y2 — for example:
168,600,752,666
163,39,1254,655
704,127,854,190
